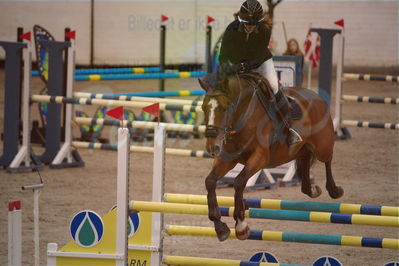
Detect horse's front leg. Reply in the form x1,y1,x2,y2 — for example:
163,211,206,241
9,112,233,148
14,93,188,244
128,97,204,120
233,157,263,240
206,158,236,241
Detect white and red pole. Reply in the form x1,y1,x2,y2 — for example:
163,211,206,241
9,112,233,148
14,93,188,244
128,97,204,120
8,200,22,266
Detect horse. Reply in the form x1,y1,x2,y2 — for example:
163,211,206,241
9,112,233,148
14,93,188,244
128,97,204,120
198,72,344,242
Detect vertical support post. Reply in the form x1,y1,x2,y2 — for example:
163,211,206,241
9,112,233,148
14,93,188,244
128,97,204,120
50,38,84,169
151,125,166,265
8,201,22,266
22,184,44,266
116,128,130,266
310,28,341,107
17,28,23,124
38,40,70,164
33,189,40,266
205,25,212,73
333,30,351,139
22,38,31,167
307,63,312,89
159,25,166,93
8,37,43,172
90,0,95,66
0,41,26,167
334,30,344,130
63,28,71,141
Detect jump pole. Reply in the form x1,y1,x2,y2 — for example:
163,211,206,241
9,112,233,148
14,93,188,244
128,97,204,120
73,92,203,106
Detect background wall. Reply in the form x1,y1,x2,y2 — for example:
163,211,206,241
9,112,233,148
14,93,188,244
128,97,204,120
0,0,398,68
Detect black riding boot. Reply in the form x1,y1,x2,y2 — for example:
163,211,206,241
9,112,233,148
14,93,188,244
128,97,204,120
273,89,302,146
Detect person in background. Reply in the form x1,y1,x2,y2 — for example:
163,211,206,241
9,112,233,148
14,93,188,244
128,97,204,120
283,38,304,82
283,38,303,56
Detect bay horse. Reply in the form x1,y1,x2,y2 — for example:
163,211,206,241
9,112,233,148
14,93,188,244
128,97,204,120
198,72,344,242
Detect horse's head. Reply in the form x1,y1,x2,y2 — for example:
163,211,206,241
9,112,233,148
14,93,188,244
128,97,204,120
198,77,230,157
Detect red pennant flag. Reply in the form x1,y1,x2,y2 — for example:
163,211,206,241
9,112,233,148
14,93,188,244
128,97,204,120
207,16,215,24
20,32,31,41
65,30,76,40
334,19,344,28
142,103,160,118
161,14,169,23
8,200,21,211
106,106,124,120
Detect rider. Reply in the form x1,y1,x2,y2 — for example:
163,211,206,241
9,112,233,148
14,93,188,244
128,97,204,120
217,0,302,147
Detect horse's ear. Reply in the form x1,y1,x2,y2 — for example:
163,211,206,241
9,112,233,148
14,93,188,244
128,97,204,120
198,78,210,92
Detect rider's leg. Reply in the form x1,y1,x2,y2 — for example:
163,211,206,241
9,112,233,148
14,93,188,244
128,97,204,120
261,59,302,146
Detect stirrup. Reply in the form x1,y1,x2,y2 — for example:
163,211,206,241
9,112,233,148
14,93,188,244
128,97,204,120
288,128,303,145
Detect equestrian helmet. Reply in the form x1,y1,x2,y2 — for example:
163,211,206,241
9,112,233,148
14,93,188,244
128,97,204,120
238,0,264,25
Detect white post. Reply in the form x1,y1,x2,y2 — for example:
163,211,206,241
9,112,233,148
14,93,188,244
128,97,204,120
116,128,130,266
151,125,166,265
51,40,75,165
333,29,345,130
8,201,22,266
307,63,312,90
46,243,58,266
22,183,44,266
9,38,32,169
34,190,40,266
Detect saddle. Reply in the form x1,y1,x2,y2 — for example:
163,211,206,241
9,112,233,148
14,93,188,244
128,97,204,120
246,73,302,120
252,77,303,146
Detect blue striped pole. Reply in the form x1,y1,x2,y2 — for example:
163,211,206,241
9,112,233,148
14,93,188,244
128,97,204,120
73,92,203,106
30,95,203,113
74,117,206,133
129,201,399,227
342,120,399,130
72,141,212,159
166,225,399,249
162,256,304,266
32,67,162,76
342,95,399,104
74,71,206,81
95,90,206,98
164,193,399,217
343,73,399,82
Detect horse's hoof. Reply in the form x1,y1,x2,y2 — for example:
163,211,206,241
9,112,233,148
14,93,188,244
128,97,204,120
328,186,344,199
235,221,250,240
310,185,322,198
215,222,231,242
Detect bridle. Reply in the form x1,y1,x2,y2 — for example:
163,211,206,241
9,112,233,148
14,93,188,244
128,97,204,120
204,92,233,139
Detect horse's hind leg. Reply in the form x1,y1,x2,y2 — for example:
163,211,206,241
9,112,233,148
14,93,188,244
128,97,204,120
205,158,236,242
296,145,322,198
325,160,344,199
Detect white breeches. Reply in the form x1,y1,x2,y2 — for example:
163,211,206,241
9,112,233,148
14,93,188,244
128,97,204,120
256,58,279,94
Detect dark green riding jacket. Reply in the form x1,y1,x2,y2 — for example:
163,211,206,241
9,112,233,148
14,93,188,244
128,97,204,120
219,19,272,73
